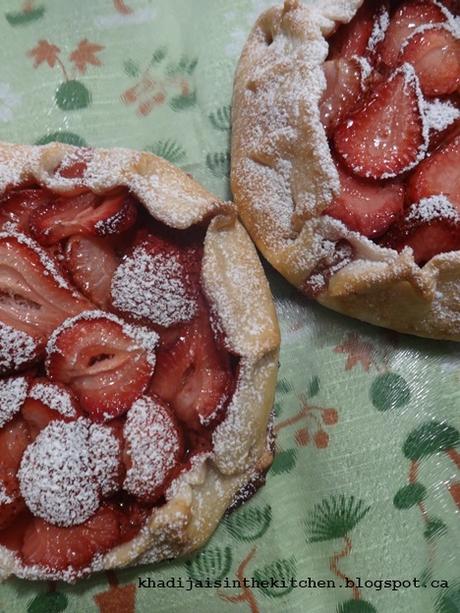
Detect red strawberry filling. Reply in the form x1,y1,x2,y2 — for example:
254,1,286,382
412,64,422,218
378,0,447,68
46,311,158,422
320,0,460,276
30,190,138,246
0,167,238,578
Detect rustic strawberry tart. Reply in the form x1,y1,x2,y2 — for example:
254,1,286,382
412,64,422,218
232,0,460,339
0,142,279,581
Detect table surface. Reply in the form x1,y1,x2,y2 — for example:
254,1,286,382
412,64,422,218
0,1,458,612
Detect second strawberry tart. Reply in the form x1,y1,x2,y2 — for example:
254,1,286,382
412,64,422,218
232,0,460,340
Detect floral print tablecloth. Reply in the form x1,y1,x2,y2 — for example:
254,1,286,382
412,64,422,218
0,1,458,612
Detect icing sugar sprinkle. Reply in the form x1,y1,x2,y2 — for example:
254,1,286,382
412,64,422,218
367,7,390,52
89,424,120,497
0,322,37,374
111,245,197,328
29,382,77,418
407,195,459,223
0,376,28,427
123,396,179,500
18,418,120,527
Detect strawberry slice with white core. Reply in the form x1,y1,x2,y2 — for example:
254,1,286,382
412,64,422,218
324,164,405,237
21,503,121,571
46,311,158,421
122,395,183,503
407,133,460,210
0,377,28,428
381,195,460,264
0,233,90,365
320,59,366,135
328,2,379,60
0,188,52,233
379,0,447,67
29,190,137,246
398,25,460,97
334,66,426,179
111,234,199,328
18,418,121,527
149,301,233,431
66,235,119,309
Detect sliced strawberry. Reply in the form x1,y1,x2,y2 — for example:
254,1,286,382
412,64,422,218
398,26,460,96
334,69,425,179
0,188,52,233
0,510,30,551
320,59,365,134
122,395,184,503
0,472,26,530
407,134,460,210
381,197,460,263
379,0,446,67
21,504,120,571
328,2,377,60
0,416,31,472
21,379,80,439
46,312,157,421
0,417,30,530
149,300,233,431
66,235,119,309
29,190,138,246
0,233,90,358
111,233,200,328
324,163,405,237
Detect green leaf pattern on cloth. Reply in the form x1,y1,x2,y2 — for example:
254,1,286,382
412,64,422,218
0,0,458,611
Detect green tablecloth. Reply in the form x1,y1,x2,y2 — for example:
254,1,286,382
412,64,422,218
0,1,459,611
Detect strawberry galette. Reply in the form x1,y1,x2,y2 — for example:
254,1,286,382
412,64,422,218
232,0,460,339
0,142,279,581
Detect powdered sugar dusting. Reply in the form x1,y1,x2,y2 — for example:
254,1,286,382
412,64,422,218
433,0,460,38
407,195,459,223
18,418,121,527
111,245,197,327
0,322,37,373
367,7,390,52
0,146,40,192
123,396,179,500
29,382,77,418
18,419,101,527
0,376,28,427
424,99,460,133
89,424,120,497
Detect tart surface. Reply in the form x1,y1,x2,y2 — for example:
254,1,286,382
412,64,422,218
0,142,279,582
232,0,460,340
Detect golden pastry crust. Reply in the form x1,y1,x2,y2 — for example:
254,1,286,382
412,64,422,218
0,141,280,581
231,0,460,341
